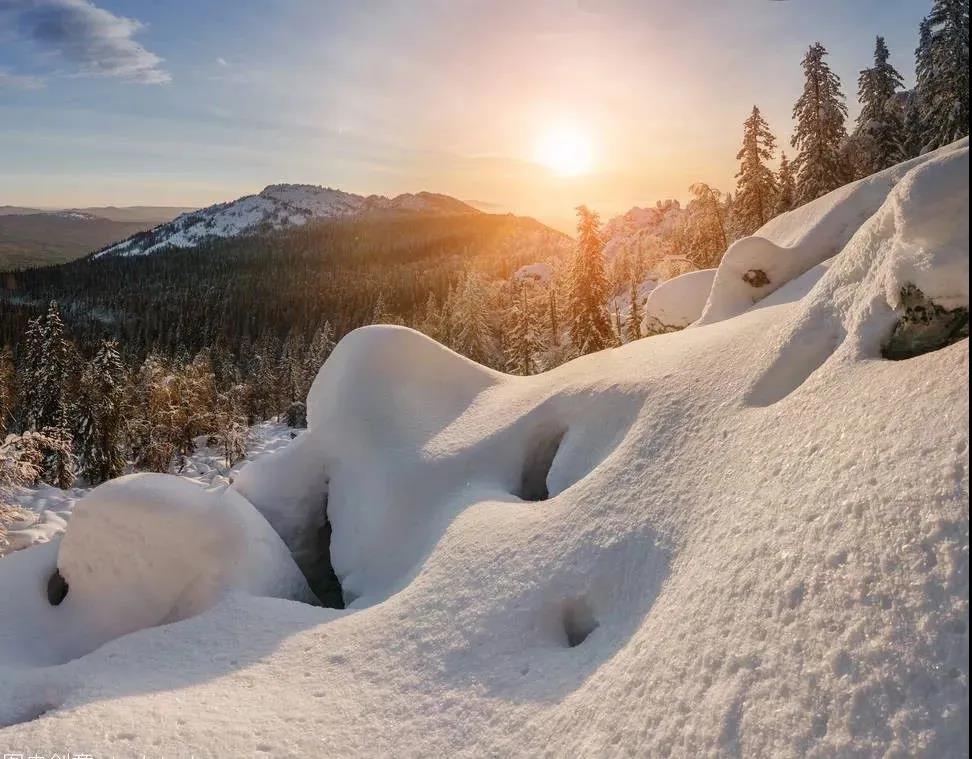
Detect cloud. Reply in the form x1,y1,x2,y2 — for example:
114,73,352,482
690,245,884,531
0,67,44,89
1,0,170,84
216,57,227,67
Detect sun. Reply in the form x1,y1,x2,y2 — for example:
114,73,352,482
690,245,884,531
534,125,594,177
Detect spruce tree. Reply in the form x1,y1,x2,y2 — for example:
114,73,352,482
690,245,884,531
792,43,849,205
775,151,797,214
0,347,13,436
567,206,615,355
855,36,906,174
916,0,970,150
451,272,498,366
625,281,643,342
22,302,72,432
734,106,778,235
76,340,127,485
505,284,545,375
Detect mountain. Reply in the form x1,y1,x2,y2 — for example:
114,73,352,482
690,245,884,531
68,206,197,224
0,212,157,270
96,185,483,258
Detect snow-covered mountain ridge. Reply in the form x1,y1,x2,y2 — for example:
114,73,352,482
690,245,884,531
95,184,481,258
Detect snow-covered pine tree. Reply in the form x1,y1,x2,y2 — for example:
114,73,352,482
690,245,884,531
0,347,14,436
567,206,615,355
734,105,778,235
684,183,729,269
625,281,643,342
505,283,545,375
548,285,561,347
298,321,335,400
450,272,498,366
792,43,849,205
854,36,906,174
901,92,926,158
915,0,970,150
775,151,797,214
76,340,128,485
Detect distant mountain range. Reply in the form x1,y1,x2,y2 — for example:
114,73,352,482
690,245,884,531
95,185,482,258
0,206,195,270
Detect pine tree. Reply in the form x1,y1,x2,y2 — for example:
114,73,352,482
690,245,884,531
901,93,926,158
20,302,73,434
76,340,127,485
548,285,561,347
775,151,797,214
734,105,778,235
567,206,615,355
625,281,643,342
684,183,729,269
450,272,498,365
854,36,906,174
0,347,14,436
915,0,970,150
505,283,545,375
792,43,849,204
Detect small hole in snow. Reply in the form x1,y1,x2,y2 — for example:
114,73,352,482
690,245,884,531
47,568,68,606
518,426,567,501
562,598,598,648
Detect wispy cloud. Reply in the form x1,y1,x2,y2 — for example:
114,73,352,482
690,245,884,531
216,57,227,67
1,0,170,84
0,67,44,89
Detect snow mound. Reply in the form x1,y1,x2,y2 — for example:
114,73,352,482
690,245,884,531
699,137,969,325
642,268,716,332
0,474,314,671
0,143,968,756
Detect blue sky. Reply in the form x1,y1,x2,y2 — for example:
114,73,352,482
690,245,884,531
0,0,930,230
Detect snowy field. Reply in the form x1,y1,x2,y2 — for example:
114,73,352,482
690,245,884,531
0,141,968,757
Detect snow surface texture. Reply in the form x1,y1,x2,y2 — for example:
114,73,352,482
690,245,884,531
94,185,480,258
0,142,969,757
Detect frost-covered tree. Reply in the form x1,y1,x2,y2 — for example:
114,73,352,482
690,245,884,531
547,284,561,347
505,283,545,375
450,272,498,365
915,0,970,150
792,43,849,204
854,36,906,175
76,340,128,485
20,302,72,431
683,183,729,269
901,93,927,158
775,151,797,214
734,106,778,235
625,281,643,342
0,347,14,436
298,321,335,400
567,206,615,355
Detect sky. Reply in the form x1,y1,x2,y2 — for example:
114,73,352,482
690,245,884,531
0,0,930,232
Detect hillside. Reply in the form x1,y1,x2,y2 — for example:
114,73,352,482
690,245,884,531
0,211,571,361
0,207,193,270
95,185,483,258
0,141,966,755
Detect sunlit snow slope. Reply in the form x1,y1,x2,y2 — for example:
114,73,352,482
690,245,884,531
0,140,968,757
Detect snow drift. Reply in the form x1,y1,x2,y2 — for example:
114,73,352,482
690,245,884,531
0,141,968,756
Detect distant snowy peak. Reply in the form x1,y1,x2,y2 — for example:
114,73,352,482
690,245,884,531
95,185,481,258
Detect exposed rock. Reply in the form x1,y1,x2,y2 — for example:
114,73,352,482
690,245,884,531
743,269,771,288
883,284,969,360
46,568,68,606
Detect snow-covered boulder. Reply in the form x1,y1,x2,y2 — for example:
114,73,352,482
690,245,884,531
642,268,716,333
698,137,969,326
0,474,315,670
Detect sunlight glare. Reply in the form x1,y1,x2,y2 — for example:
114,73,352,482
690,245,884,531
534,125,594,177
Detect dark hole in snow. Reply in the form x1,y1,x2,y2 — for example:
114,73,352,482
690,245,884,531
743,269,771,288
518,426,567,501
47,568,68,606
562,598,599,648
305,491,344,609
882,284,969,360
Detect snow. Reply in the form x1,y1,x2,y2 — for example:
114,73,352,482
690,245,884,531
698,138,969,325
642,268,716,332
513,262,554,283
95,185,481,258
0,142,969,756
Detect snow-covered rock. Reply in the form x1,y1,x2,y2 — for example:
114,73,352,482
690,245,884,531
95,185,481,258
642,268,716,333
698,137,969,326
0,142,968,756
